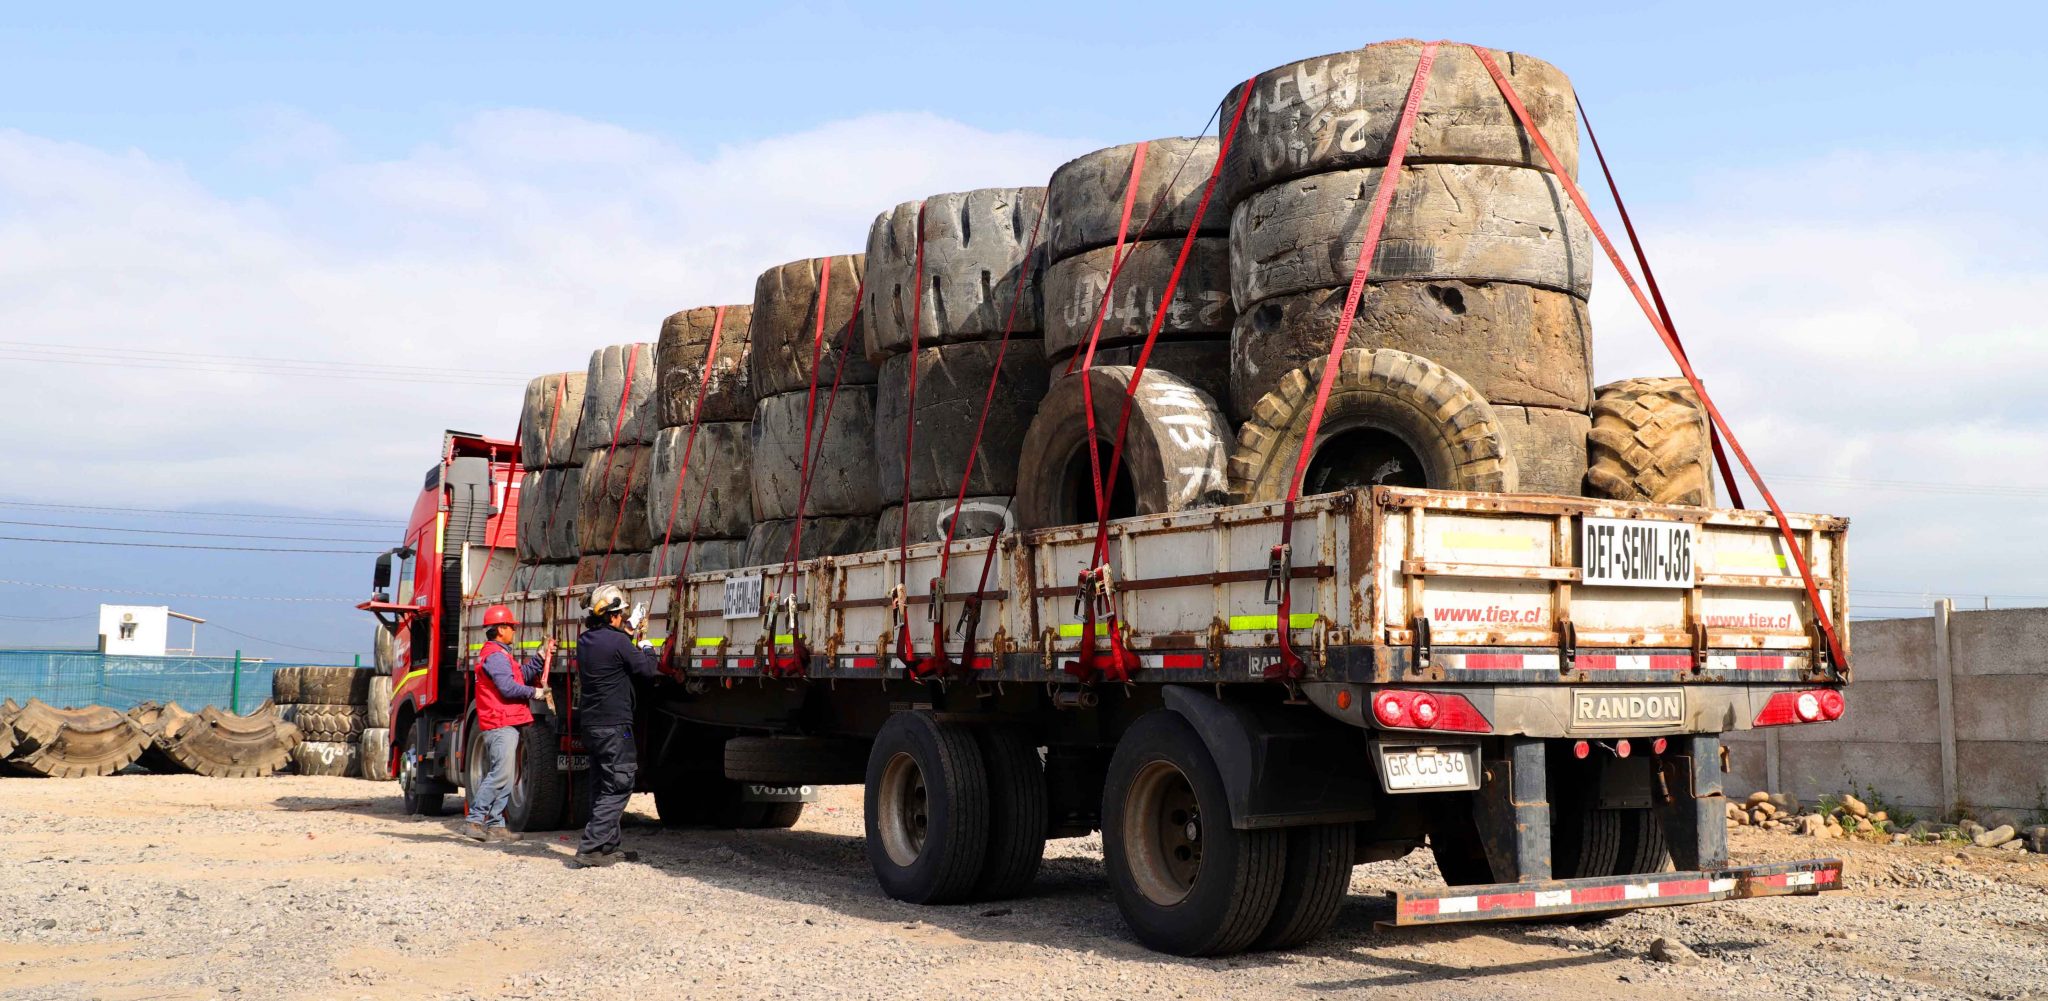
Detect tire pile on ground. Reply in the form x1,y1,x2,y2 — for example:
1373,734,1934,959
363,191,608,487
272,666,381,778
862,188,1050,547
0,696,301,779
514,371,587,593
647,305,757,575
574,343,659,584
745,255,881,565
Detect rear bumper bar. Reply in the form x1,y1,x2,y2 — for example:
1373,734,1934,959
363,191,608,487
1389,858,1842,926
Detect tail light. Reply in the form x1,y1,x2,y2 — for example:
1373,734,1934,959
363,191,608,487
1754,688,1848,727
1369,690,1490,733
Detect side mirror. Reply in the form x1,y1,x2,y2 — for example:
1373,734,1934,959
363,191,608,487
373,552,393,590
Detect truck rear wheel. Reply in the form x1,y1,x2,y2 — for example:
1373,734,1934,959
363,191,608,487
1103,711,1286,956
397,724,446,816
971,726,1047,901
863,711,989,905
1253,823,1355,950
505,717,568,833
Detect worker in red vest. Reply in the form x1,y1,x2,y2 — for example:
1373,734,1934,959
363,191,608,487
463,604,556,842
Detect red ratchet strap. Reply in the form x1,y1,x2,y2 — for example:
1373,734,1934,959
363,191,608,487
1266,46,1440,681
654,306,727,673
1470,45,1847,671
895,205,951,678
1576,96,1744,509
934,198,1049,682
595,345,642,580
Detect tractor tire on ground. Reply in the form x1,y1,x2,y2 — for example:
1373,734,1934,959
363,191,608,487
1041,238,1233,361
750,255,875,397
575,445,655,555
293,666,377,706
1228,282,1593,418
863,711,990,906
367,676,393,729
157,703,299,778
574,343,658,451
1103,710,1287,957
648,421,755,542
876,497,1016,550
656,304,757,426
0,698,23,761
270,667,302,706
652,538,749,577
292,740,360,778
572,551,653,585
1061,341,1231,417
724,735,870,786
1229,163,1592,310
1495,405,1591,497
1218,41,1579,206
743,517,876,568
1013,367,1232,530
971,726,1048,901
863,188,1046,357
874,341,1049,502
1585,377,1716,507
518,371,588,469
5,701,151,778
1044,137,1225,262
1229,348,1517,502
1254,822,1356,950
358,727,393,782
279,703,369,743
749,388,880,520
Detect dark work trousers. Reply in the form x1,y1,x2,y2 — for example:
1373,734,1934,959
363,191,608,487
577,724,637,854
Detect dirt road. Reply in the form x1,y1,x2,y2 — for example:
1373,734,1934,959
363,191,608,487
1,775,2042,1000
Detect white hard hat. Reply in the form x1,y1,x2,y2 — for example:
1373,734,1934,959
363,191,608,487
587,584,628,619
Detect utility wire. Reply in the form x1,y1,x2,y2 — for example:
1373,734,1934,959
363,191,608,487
0,578,356,603
0,518,390,544
0,341,532,387
0,535,378,554
203,621,360,657
0,499,400,526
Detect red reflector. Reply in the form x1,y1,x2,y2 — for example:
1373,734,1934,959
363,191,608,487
1818,689,1845,720
1336,689,1353,711
1573,740,1590,759
1615,739,1632,758
1651,737,1668,755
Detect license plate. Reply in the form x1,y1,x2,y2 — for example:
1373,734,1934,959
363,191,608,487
1572,687,1686,729
1377,745,1480,792
1581,516,1695,588
556,754,588,771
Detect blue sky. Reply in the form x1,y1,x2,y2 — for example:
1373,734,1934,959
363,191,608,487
1,2,2043,661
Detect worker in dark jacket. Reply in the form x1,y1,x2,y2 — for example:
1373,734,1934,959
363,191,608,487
572,583,660,867
464,604,555,842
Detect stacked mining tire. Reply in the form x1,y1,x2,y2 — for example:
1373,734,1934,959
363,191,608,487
574,343,659,584
647,305,757,576
1219,43,1597,500
272,666,376,777
1041,138,1234,409
745,255,882,565
863,189,1050,547
514,371,585,591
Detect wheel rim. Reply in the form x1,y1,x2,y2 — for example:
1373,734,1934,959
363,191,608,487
1123,759,1203,906
399,746,421,801
877,751,930,867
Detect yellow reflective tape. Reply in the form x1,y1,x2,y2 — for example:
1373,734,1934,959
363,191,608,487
647,637,666,647
694,637,724,647
1057,623,1104,638
1439,531,1537,551
1713,551,1791,571
773,634,794,645
397,668,429,688
1228,613,1320,631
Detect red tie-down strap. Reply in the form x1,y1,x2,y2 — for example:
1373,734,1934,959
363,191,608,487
654,306,727,675
1466,44,1847,673
891,204,952,679
595,343,643,580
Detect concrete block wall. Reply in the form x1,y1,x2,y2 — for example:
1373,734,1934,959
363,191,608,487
1724,604,2048,825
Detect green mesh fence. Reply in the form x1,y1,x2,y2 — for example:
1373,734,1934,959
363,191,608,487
0,649,349,712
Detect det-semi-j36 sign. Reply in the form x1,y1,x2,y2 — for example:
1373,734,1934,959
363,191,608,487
1580,516,1695,588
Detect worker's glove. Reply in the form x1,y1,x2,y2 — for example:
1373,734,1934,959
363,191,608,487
628,602,649,632
635,639,656,653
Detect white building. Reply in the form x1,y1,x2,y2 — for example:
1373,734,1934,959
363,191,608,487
97,605,204,656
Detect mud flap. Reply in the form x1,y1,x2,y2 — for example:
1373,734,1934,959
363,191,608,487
1159,686,1378,830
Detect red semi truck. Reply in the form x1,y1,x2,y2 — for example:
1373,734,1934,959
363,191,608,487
361,428,1849,955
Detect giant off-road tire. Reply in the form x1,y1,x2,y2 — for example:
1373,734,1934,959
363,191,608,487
1067,341,1231,417
971,726,1048,902
864,711,990,906
518,466,583,563
1041,238,1234,361
1229,163,1592,310
0,698,23,761
156,702,300,778
575,343,658,451
647,421,755,542
1229,282,1593,419
5,700,150,778
864,189,1046,357
279,703,369,743
1104,711,1287,956
572,551,652,585
1013,367,1232,530
367,676,393,729
1585,377,1716,507
1218,41,1579,207
358,727,393,782
514,561,575,594
1229,348,1518,502
874,340,1049,502
750,388,880,520
292,666,378,706
877,497,1016,550
656,304,757,426
751,255,875,397
724,735,870,786
518,371,588,469
270,667,302,705
292,740,360,778
743,517,876,568
653,538,748,577
1496,404,1591,497
576,445,655,554
1044,137,1225,262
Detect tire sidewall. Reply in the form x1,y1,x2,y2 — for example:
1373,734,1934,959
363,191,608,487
1102,711,1256,954
863,712,980,903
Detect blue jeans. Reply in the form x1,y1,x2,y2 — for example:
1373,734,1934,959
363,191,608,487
466,725,521,828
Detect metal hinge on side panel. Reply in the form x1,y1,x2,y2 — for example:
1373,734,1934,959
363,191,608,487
1558,619,1577,675
1410,615,1432,672
1691,620,1710,674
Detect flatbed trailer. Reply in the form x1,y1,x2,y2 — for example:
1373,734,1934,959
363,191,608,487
373,443,1848,954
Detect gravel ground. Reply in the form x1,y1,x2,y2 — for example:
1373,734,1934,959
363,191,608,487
1,774,2044,1001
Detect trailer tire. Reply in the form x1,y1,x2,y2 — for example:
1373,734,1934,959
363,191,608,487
724,736,870,786
279,704,369,743
1585,377,1715,506
1619,809,1671,875
504,717,567,832
292,740,360,778
1230,348,1516,501
1103,710,1286,956
864,711,989,906
1252,822,1355,950
756,802,805,829
292,667,376,706
1014,367,1232,530
972,726,1047,901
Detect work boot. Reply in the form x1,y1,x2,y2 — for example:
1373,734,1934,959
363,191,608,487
485,827,521,843
462,822,487,841
571,848,620,868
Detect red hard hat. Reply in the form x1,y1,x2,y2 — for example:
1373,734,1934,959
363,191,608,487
482,605,516,628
